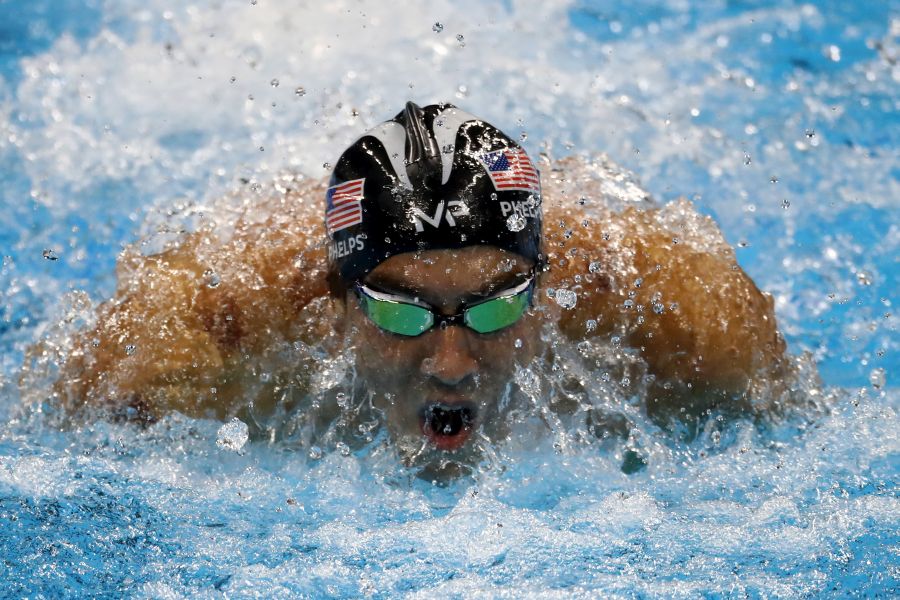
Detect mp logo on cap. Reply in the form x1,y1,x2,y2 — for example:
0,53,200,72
410,200,470,232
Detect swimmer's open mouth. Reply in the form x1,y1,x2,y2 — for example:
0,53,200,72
420,403,476,451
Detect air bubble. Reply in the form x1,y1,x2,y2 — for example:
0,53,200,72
514,338,523,349
456,34,466,47
432,22,444,33
270,78,279,87
124,344,136,356
294,86,306,97
42,249,59,261
308,446,323,460
588,261,601,273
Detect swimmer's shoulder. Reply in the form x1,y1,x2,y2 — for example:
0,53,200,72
539,196,787,416
54,176,336,420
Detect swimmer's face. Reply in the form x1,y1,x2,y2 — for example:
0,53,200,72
344,246,543,462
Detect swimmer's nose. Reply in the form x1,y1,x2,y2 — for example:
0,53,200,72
421,325,478,386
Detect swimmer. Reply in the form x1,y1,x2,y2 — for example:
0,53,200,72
44,102,788,462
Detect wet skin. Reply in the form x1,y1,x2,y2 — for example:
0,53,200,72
343,246,541,460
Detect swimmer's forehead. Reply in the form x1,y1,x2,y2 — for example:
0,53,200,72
365,247,533,303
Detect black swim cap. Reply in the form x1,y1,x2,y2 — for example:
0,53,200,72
325,102,543,293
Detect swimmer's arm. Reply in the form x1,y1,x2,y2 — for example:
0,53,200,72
545,202,786,417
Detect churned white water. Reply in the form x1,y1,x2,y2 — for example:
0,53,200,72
0,0,897,597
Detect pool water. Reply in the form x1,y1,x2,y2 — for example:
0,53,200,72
0,0,897,597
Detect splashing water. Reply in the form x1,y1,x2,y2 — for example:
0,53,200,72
0,0,897,597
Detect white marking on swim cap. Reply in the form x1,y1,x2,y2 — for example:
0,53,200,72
359,121,413,190
432,106,481,185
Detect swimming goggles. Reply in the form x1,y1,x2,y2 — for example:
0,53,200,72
355,275,535,337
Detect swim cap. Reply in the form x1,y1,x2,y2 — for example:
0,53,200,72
325,102,543,293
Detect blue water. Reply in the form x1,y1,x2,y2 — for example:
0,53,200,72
1,0,897,597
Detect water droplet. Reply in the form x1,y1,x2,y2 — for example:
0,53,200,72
42,249,58,261
203,269,221,288
554,289,577,309
588,261,601,273
782,198,791,209
869,368,885,389
323,162,331,170
336,392,351,409
456,34,465,47
124,344,136,356
585,319,597,332
770,176,778,184
856,271,872,286
514,338,523,349
217,417,249,452
229,76,236,83
652,302,665,314
506,213,526,232
432,22,444,33
442,144,454,154
633,278,643,288
514,366,540,394
805,129,816,139
308,445,323,460
270,78,279,87
490,193,498,201
623,299,634,309
294,86,306,97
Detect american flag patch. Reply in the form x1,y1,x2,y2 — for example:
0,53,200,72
479,148,540,195
325,178,365,236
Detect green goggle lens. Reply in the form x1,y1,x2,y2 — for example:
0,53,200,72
360,295,434,336
464,291,531,334
357,278,533,337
